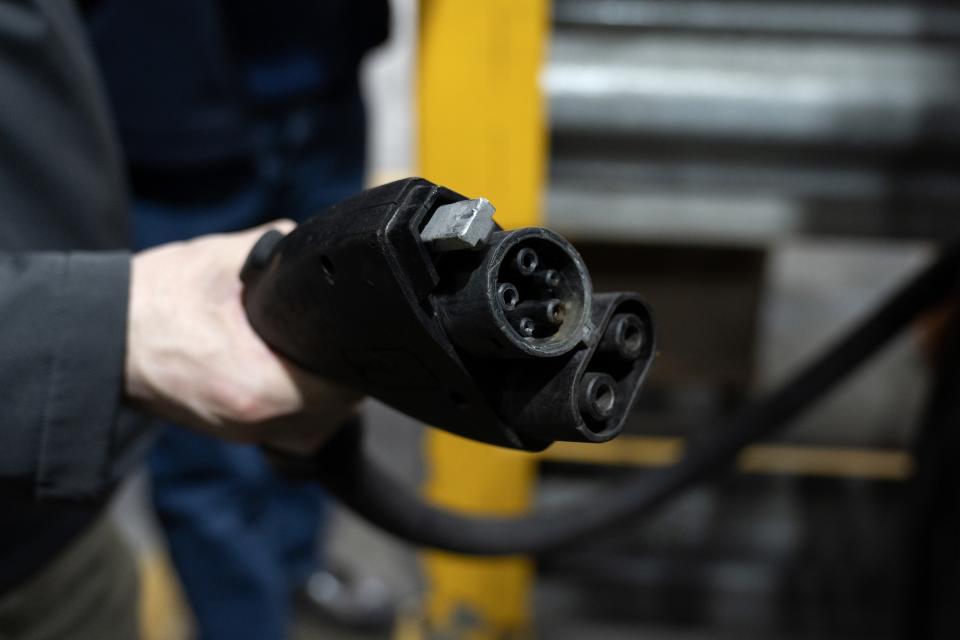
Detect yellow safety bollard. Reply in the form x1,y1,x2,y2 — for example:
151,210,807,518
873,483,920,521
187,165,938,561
416,0,549,637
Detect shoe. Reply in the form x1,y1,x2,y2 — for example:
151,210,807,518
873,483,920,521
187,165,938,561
296,565,397,632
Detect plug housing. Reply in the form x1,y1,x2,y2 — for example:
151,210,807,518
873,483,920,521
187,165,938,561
242,178,656,451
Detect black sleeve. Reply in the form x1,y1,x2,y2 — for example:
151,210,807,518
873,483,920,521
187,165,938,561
0,251,133,500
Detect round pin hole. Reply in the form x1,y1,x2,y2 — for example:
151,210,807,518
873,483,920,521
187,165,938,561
621,321,643,352
515,247,539,274
498,283,520,310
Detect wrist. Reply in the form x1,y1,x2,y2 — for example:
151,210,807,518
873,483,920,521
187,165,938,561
124,250,159,405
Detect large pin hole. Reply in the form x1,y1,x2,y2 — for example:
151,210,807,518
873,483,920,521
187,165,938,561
621,321,643,354
579,372,618,434
593,381,616,415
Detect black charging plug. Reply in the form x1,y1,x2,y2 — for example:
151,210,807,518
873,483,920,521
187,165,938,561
241,177,655,450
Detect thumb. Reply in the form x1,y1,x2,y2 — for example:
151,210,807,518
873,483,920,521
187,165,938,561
247,218,296,237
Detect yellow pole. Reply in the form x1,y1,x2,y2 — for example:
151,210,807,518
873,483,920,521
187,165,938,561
417,0,548,637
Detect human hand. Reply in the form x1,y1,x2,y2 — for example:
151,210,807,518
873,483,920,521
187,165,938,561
124,221,361,453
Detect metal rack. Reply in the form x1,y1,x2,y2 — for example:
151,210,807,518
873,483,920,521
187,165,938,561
546,0,960,244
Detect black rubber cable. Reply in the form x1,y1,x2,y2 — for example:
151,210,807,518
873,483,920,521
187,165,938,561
272,241,960,556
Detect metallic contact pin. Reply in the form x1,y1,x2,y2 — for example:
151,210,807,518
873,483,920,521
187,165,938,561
518,317,536,336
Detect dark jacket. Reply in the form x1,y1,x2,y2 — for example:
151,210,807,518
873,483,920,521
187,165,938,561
0,0,146,591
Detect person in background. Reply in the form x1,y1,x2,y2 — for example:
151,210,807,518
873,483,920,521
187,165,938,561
87,1,393,637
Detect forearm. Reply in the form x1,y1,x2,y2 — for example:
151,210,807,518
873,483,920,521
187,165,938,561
0,224,360,502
